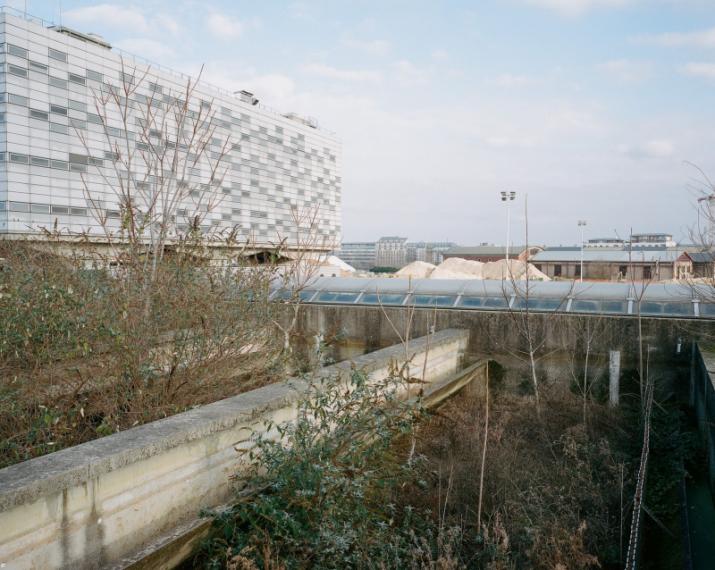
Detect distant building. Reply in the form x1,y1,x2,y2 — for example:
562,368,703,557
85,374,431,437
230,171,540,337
680,251,715,279
337,242,376,270
376,236,408,268
443,244,542,263
406,241,456,265
585,238,625,248
531,248,691,281
630,233,676,248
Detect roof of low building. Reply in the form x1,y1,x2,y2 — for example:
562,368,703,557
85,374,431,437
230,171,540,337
686,251,715,263
445,245,535,256
532,249,685,263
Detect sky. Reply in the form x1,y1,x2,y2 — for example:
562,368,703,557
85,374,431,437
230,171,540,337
13,0,715,245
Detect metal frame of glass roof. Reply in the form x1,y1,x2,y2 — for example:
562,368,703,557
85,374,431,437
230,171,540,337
270,277,715,319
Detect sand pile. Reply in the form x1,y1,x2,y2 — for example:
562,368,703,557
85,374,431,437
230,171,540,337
426,257,550,281
396,260,436,279
481,259,550,281
430,257,484,279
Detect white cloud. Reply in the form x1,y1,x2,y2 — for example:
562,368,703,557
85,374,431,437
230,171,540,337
618,139,675,159
301,63,381,82
392,60,430,84
64,4,148,32
342,38,391,56
205,12,244,40
682,62,715,78
524,0,631,16
597,59,652,83
114,38,175,61
431,49,449,61
155,14,181,35
490,73,533,88
638,27,715,48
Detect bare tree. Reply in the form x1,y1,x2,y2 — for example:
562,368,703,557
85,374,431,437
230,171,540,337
500,195,573,416
79,59,231,291
564,310,609,424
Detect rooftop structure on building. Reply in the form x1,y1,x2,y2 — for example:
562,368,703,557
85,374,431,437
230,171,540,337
586,237,625,248
0,7,341,252
629,233,676,248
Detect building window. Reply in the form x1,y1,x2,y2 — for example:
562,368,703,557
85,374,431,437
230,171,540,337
49,48,68,62
68,72,86,85
86,69,103,82
554,264,562,277
643,266,652,280
8,44,28,58
9,64,28,78
574,264,581,277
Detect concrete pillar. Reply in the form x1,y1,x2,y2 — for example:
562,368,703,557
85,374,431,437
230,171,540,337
609,350,621,407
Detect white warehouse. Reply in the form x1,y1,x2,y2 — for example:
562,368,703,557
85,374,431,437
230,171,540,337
0,8,341,253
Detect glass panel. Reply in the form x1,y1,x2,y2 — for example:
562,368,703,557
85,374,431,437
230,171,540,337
699,304,715,318
512,298,564,311
571,300,599,313
273,290,316,302
638,302,663,315
316,291,359,303
459,297,485,308
361,293,405,305
639,302,692,316
483,297,509,309
600,301,628,314
411,295,456,307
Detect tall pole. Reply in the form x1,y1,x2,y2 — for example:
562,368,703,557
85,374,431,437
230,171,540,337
578,220,587,282
506,199,511,263
501,191,516,263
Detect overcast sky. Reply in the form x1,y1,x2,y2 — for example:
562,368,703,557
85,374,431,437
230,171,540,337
20,0,715,245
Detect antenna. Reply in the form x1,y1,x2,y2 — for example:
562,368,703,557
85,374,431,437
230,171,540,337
59,0,62,27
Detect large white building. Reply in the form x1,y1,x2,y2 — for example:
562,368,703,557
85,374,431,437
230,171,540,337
0,9,341,252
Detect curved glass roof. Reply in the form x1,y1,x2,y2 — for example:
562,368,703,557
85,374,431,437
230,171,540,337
270,277,715,319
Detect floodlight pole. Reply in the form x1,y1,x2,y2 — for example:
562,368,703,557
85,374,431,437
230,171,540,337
578,220,587,282
501,191,516,263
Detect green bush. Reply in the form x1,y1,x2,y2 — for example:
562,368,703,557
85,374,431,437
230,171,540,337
199,370,464,569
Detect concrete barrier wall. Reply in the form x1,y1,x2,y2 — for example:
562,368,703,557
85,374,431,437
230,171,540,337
692,343,715,497
289,304,713,371
0,329,468,570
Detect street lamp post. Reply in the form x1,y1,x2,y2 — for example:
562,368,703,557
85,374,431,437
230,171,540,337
578,220,587,282
500,191,516,263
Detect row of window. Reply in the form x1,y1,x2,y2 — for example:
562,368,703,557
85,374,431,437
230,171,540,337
3,42,68,63
539,264,655,279
0,151,102,170
0,200,87,216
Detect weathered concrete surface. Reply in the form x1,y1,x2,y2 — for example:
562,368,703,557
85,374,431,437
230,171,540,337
121,358,490,570
0,329,468,570
692,344,715,498
288,304,715,373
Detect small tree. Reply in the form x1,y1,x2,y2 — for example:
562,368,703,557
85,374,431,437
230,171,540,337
79,59,231,289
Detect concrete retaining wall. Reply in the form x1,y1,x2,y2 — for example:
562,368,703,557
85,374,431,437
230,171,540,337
691,343,715,497
289,304,714,371
0,329,469,570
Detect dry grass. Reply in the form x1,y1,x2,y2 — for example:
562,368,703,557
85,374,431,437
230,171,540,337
395,378,630,569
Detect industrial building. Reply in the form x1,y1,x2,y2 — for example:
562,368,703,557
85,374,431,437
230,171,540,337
531,248,691,281
0,8,341,254
443,244,542,263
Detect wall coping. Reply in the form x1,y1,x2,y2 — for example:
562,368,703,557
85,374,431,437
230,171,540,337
0,328,468,512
